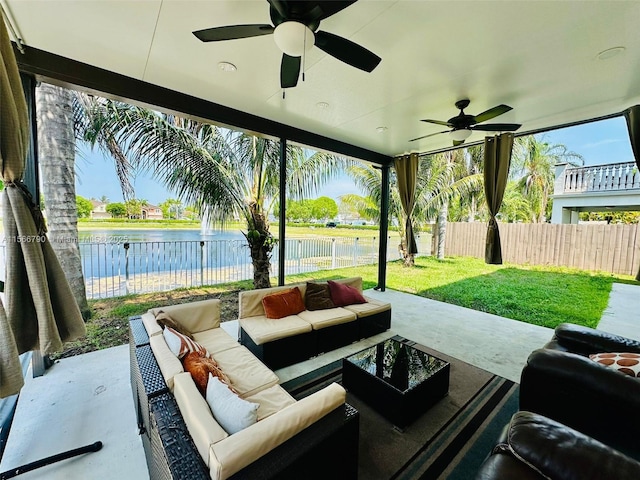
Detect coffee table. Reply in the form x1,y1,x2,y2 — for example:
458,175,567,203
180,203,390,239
342,335,450,429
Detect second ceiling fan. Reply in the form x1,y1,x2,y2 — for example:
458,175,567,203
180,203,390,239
193,0,381,89
410,99,522,146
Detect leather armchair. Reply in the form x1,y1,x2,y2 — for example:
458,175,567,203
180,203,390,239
475,411,640,480
520,323,640,459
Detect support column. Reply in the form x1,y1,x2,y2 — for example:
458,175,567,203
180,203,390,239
376,164,390,291
278,138,286,286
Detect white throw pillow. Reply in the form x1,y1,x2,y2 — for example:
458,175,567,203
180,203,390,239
206,375,259,434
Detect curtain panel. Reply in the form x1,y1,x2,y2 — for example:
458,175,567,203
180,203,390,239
394,153,419,255
0,20,85,398
624,105,640,281
483,133,514,264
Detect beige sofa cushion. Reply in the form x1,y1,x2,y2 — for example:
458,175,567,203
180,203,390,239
330,276,363,293
212,346,279,398
193,328,241,355
149,334,183,391
173,372,228,465
343,296,391,317
149,299,221,334
239,284,307,318
141,311,163,337
239,315,312,345
244,384,296,421
298,307,357,330
208,383,346,480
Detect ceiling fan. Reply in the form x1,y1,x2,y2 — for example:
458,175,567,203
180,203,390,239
193,0,382,89
409,99,522,146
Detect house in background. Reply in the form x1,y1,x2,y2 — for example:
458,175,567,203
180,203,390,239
90,200,110,219
141,204,163,220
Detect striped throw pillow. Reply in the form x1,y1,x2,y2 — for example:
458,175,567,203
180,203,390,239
163,326,208,358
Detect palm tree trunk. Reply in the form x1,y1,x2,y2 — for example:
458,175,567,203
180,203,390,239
247,202,273,289
36,83,91,319
436,200,448,260
467,195,477,222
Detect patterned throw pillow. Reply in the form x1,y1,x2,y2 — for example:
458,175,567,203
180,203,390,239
182,352,235,395
206,375,259,434
163,326,208,359
155,310,194,339
262,287,306,319
305,282,336,311
327,280,367,307
589,352,640,378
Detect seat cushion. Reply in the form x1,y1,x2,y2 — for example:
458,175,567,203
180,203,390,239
343,296,391,317
211,346,279,398
244,384,296,421
193,328,241,355
239,315,312,345
298,307,357,330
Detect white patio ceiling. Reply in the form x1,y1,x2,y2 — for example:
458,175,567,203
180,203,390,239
3,0,640,158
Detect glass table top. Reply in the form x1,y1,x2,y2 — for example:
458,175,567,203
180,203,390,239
343,336,449,392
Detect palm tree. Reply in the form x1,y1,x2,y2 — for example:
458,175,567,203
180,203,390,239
79,101,346,288
511,136,583,222
36,83,91,320
345,152,483,264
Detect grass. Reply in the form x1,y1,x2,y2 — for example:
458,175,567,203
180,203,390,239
53,256,636,359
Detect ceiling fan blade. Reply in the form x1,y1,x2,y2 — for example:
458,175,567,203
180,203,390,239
281,54,301,88
193,24,274,42
308,1,358,21
314,31,381,72
420,119,453,127
409,130,451,142
471,123,522,132
453,140,465,147
267,0,289,18
472,104,512,124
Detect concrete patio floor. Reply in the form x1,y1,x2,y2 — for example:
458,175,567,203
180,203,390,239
1,284,637,479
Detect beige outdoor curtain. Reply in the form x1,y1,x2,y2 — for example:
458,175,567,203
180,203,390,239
483,133,514,264
394,153,419,255
1,20,85,398
624,105,640,281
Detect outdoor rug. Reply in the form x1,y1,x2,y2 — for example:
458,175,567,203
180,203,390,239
281,347,519,480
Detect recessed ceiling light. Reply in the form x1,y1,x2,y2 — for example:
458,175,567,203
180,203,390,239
217,61,237,72
316,102,330,109
597,46,625,60
376,126,388,133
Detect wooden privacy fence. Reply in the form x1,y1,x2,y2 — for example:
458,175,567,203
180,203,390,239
441,222,640,276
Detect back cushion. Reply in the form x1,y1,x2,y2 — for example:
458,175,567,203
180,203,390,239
239,284,307,318
150,298,220,333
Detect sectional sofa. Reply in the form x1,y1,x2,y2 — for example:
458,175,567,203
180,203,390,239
239,277,391,369
130,298,359,480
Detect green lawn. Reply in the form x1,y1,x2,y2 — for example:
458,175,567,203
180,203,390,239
285,256,635,330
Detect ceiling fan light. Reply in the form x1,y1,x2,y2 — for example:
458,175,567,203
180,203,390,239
274,21,315,57
449,129,472,142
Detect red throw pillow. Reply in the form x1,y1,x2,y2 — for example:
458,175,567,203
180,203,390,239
262,287,306,319
182,352,235,395
327,280,367,307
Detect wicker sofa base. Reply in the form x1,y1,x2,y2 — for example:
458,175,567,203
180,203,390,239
130,317,360,480
240,309,392,370
239,328,317,370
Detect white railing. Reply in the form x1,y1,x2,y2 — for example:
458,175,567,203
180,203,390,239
563,162,639,193
0,235,431,299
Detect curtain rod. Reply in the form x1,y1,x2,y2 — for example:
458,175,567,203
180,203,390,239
0,2,25,54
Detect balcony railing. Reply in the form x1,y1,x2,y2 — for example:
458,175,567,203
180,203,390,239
563,162,639,193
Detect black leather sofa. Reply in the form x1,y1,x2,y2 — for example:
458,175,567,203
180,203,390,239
519,322,640,458
475,411,640,480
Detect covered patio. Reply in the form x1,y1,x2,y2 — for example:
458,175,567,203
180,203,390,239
1,284,638,479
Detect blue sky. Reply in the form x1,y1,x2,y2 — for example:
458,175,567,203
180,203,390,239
74,116,634,206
